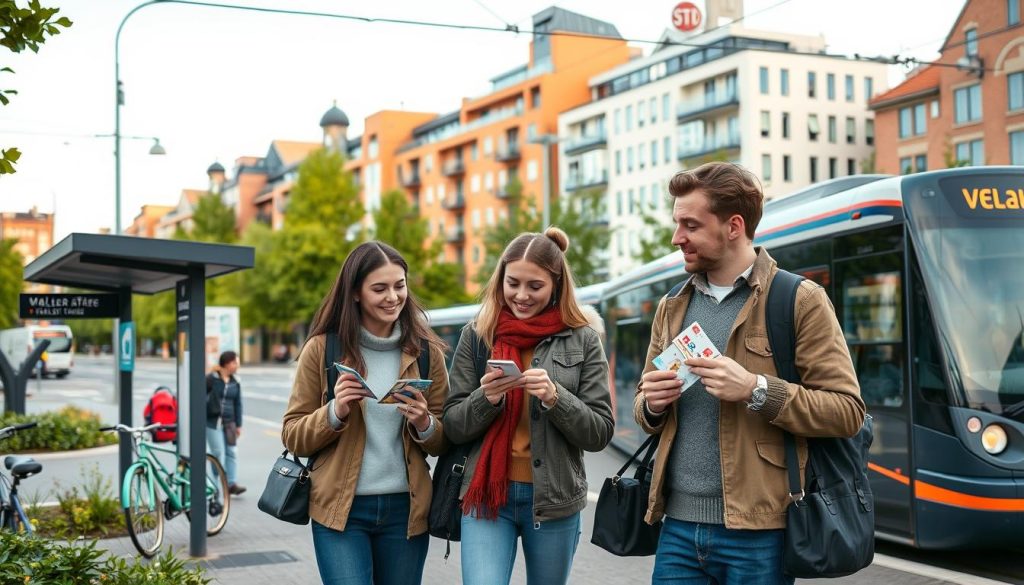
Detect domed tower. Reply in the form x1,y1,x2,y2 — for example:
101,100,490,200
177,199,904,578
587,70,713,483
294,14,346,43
206,161,226,194
320,102,349,153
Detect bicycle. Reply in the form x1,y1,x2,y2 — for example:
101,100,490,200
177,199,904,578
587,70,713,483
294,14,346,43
103,423,230,557
0,422,41,533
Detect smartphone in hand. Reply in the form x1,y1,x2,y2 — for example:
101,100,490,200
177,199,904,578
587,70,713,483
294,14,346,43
486,359,523,378
333,363,376,398
379,379,431,404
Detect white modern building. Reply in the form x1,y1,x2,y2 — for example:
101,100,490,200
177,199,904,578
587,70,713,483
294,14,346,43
558,23,888,278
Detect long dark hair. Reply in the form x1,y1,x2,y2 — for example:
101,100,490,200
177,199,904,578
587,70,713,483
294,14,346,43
306,241,446,376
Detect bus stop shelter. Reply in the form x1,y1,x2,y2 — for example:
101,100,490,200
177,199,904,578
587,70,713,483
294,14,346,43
22,232,254,557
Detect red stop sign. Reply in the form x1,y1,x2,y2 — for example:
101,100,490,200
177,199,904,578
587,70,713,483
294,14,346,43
672,2,703,32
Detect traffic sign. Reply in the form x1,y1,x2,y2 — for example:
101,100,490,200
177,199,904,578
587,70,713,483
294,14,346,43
672,2,703,32
119,321,135,372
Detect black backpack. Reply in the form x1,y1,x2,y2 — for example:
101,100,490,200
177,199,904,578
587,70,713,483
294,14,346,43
767,269,875,578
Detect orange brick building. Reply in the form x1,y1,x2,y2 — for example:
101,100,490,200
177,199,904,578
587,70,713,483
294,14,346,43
870,0,1024,173
0,207,54,265
124,204,174,238
346,7,631,291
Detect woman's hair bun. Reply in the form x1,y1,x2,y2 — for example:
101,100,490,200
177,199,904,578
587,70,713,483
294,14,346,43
544,226,569,253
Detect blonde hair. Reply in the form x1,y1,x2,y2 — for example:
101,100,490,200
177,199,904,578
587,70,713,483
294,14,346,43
474,226,589,348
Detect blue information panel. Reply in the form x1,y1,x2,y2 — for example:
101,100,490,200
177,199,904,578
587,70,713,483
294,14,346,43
119,321,135,372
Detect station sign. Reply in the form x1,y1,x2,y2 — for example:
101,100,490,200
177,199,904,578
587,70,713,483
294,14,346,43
20,293,120,319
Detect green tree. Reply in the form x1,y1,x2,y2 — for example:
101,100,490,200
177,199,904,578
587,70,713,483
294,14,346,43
636,207,675,264
188,192,237,244
476,180,612,287
0,239,23,327
371,189,470,308
1,1,72,174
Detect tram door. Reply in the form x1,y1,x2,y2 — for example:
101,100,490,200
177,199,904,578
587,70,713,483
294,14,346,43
833,227,913,539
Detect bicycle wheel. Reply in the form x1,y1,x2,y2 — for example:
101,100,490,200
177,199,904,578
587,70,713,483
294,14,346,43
124,466,164,558
181,454,230,536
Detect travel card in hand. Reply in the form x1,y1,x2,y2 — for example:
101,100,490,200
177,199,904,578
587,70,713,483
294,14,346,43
378,379,432,404
333,363,376,399
651,322,722,392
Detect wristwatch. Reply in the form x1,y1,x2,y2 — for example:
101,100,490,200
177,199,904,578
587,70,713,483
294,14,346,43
747,375,768,411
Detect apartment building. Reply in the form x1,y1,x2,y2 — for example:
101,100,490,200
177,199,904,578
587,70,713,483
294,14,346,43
870,0,1024,173
124,204,174,238
559,24,887,278
0,207,54,265
343,7,631,292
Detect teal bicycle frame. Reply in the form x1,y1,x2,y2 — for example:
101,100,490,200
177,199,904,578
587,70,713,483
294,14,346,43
121,439,217,512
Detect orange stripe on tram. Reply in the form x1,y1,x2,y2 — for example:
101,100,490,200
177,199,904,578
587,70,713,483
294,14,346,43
868,462,1024,512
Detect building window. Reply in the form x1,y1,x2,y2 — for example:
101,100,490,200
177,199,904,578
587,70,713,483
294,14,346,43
615,150,622,175
651,139,659,166
1011,0,1021,25
931,99,940,118
828,115,837,143
662,93,670,121
664,137,671,163
782,112,790,139
864,77,874,100
915,154,927,172
828,157,837,179
762,154,772,181
955,139,984,165
848,158,856,175
626,105,633,131
614,108,621,134
954,84,982,123
1009,72,1024,111
760,110,770,137
616,191,623,215
846,117,856,144
759,66,769,94
628,189,635,214
900,156,913,175
638,100,646,127
627,146,634,172
638,142,647,168
810,156,818,182
899,103,927,138
866,119,875,146
650,97,657,123
1011,131,1024,164
531,86,541,109
808,114,820,141
780,68,790,96
808,71,817,98
845,75,854,102
827,73,836,100
639,185,647,208
965,28,978,57
783,155,792,182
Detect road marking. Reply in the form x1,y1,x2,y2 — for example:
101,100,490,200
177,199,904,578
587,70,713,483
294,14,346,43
872,553,1009,584
244,414,282,429
29,444,120,460
244,391,289,404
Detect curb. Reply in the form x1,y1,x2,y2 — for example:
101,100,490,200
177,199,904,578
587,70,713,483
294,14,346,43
20,443,120,461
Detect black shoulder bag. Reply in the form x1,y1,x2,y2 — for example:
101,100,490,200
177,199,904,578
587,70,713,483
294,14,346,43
428,328,487,559
590,433,662,556
767,269,875,578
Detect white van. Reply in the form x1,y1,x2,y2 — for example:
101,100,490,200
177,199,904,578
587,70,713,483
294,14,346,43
0,325,74,378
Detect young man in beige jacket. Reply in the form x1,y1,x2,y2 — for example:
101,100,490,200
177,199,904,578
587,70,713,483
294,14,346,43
635,162,864,585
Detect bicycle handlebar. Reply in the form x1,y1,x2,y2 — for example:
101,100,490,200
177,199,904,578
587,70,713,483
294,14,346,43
101,423,178,434
0,421,38,439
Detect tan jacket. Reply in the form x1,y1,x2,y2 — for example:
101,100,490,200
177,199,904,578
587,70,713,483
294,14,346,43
633,248,864,530
282,334,448,537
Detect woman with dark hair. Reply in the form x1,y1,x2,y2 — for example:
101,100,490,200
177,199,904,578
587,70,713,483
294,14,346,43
281,241,449,585
443,227,613,585
206,350,245,495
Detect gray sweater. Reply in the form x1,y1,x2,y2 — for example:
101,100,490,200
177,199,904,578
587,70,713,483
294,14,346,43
665,283,751,524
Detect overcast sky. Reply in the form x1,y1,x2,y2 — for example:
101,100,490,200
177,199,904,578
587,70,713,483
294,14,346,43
0,0,965,240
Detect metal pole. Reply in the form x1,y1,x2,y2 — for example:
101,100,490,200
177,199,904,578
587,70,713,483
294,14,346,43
187,266,207,557
117,287,133,483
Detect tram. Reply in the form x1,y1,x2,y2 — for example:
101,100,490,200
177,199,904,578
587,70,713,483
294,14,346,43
601,167,1024,550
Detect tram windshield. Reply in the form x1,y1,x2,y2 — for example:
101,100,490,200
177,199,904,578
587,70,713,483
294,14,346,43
905,171,1024,418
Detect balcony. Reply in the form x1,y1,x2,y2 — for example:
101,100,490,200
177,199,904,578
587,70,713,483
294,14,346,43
677,133,741,161
495,142,521,162
565,169,609,192
442,159,466,176
446,226,465,243
563,130,607,156
496,183,516,199
442,195,466,211
401,170,421,189
676,92,739,123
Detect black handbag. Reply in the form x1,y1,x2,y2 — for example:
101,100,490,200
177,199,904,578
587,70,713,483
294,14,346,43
257,450,312,524
257,332,339,525
768,269,875,578
591,434,662,557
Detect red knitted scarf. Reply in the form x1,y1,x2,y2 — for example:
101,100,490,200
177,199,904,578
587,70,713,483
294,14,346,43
462,306,566,519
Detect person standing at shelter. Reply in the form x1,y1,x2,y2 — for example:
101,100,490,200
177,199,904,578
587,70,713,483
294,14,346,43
282,241,449,585
443,227,614,585
635,162,865,585
206,350,246,495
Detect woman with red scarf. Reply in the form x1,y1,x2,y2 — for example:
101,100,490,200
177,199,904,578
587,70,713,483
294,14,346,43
442,227,613,585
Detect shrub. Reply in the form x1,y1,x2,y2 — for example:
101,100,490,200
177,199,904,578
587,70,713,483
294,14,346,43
0,531,209,585
42,464,124,538
0,406,117,452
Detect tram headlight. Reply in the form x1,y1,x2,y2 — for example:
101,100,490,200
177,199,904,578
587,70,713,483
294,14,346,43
981,424,1008,454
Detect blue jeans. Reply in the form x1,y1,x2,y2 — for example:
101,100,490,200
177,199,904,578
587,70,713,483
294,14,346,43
311,493,428,585
205,426,237,485
653,518,794,585
461,481,582,585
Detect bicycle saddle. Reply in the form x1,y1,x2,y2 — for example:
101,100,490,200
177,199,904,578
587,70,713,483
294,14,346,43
3,455,42,479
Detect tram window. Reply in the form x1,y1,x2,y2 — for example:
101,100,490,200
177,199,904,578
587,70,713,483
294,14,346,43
850,343,904,407
911,263,951,407
834,225,902,260
842,268,902,343
769,240,830,276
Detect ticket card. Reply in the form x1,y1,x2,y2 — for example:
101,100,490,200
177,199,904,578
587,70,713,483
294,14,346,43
651,322,722,391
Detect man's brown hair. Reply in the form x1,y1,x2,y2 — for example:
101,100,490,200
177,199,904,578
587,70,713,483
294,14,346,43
668,162,764,239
